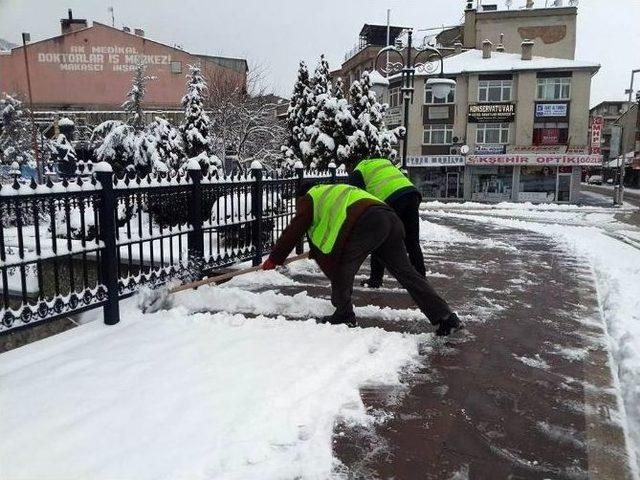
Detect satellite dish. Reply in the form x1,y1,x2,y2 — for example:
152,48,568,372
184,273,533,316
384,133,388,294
460,145,470,155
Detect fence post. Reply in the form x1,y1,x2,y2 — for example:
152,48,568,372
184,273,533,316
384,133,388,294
294,161,305,254
187,160,204,271
328,162,337,183
251,160,263,266
95,162,120,326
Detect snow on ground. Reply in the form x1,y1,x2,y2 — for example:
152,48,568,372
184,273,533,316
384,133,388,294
176,283,425,323
0,304,426,479
423,201,640,473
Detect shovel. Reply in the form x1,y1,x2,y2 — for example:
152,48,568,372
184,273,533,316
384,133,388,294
138,252,309,313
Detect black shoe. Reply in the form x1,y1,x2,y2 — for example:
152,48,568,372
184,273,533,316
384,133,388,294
360,279,383,289
319,311,357,327
435,312,462,337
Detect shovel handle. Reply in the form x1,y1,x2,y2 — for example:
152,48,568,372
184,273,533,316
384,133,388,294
169,252,309,294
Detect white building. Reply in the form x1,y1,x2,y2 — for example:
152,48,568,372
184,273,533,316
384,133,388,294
386,41,601,203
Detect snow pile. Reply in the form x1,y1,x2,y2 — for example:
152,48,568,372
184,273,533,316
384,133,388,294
0,308,423,479
175,285,425,322
420,219,471,243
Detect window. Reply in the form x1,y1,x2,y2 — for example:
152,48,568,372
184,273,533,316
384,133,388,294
425,82,455,104
519,166,558,202
536,77,571,100
478,79,512,102
476,123,510,144
170,61,182,74
388,87,401,108
532,122,569,145
423,124,453,145
471,166,513,202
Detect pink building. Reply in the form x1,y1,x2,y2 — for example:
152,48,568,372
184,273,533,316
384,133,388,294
0,11,247,111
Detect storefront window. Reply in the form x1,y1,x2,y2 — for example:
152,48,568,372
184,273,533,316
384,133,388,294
410,167,464,199
476,123,510,144
519,166,557,202
471,166,513,202
478,79,512,102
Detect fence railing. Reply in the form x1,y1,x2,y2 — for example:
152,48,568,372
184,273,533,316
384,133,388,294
0,161,347,333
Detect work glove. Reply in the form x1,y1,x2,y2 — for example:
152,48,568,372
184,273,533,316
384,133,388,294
262,258,277,270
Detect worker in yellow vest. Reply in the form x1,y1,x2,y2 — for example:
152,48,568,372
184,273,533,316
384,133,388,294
262,182,461,335
350,158,425,288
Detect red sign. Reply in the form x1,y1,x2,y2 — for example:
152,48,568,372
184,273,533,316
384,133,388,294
540,128,560,145
590,116,604,154
467,154,603,166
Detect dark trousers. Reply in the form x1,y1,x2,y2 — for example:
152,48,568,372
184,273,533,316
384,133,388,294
331,206,452,325
369,192,426,283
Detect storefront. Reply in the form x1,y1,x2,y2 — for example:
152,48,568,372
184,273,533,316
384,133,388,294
407,155,465,200
465,152,602,203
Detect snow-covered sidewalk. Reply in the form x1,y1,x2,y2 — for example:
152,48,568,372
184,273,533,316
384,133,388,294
0,304,423,479
1,200,638,479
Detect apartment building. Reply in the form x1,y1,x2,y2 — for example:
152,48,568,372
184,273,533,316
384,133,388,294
386,41,600,203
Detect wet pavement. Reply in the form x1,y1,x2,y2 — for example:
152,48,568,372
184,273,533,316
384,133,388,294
246,214,633,479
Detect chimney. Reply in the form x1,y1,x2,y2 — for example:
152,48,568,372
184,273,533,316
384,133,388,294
521,39,534,60
60,9,88,35
526,0,535,8
496,33,505,52
482,39,493,59
454,42,463,54
134,28,145,37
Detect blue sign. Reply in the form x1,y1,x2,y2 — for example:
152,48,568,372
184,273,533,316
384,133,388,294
536,103,568,118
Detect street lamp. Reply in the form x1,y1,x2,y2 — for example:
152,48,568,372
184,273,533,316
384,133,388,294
21,32,42,182
374,29,455,169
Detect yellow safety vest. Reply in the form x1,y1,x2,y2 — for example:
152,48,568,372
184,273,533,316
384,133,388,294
307,184,379,254
354,158,414,201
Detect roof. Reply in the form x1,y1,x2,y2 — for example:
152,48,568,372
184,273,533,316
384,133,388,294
409,49,600,77
359,24,406,45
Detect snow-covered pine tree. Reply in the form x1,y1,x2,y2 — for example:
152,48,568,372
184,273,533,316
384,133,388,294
48,133,77,176
180,65,216,172
281,61,316,165
91,120,136,175
333,77,345,101
347,71,405,164
312,55,332,97
122,61,153,131
309,92,357,169
0,93,35,167
137,117,184,173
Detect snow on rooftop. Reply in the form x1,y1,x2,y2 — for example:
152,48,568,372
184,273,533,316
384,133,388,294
409,49,600,77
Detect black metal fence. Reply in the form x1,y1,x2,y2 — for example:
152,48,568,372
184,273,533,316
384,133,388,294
0,162,346,333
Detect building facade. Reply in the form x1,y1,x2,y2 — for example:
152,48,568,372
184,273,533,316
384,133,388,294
384,41,600,203
0,11,247,125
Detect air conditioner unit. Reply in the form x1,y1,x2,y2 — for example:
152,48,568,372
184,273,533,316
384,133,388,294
450,146,460,155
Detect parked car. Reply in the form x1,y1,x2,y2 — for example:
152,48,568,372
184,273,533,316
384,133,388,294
588,175,603,185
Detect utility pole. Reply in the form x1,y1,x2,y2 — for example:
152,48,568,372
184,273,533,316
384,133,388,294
21,32,41,182
385,9,390,76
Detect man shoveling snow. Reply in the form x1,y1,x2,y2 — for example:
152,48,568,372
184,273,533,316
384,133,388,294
262,182,461,335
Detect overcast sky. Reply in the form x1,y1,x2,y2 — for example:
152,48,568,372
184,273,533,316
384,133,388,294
0,0,638,106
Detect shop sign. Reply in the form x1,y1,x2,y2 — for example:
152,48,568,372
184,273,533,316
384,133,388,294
467,154,602,166
540,128,560,145
406,155,465,167
535,103,568,118
468,103,515,123
507,145,589,154
590,115,604,154
36,44,172,73
475,144,506,155
385,106,402,126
